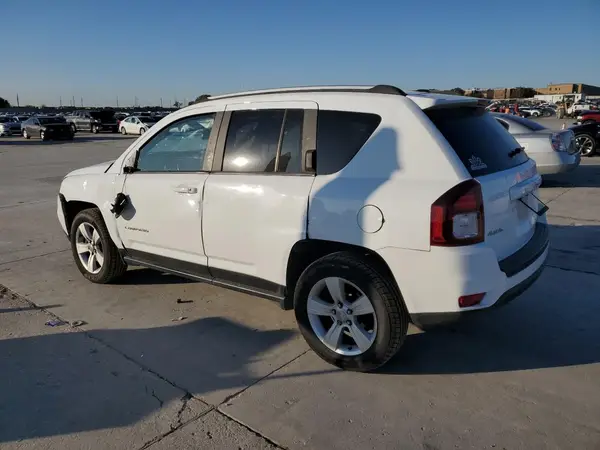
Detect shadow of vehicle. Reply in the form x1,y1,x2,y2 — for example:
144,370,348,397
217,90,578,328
114,267,195,285
383,223,600,375
543,163,600,188
0,316,298,443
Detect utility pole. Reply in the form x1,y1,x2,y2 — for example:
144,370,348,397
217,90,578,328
59,96,62,108
16,94,20,107
116,96,119,108
160,97,163,108
81,97,83,108
72,96,75,108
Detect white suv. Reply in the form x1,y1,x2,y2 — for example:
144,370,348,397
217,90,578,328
57,85,549,371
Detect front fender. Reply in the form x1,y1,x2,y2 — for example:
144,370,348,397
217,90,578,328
59,173,125,249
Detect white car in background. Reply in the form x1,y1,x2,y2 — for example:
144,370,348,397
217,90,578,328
493,113,580,175
119,115,159,135
58,85,549,371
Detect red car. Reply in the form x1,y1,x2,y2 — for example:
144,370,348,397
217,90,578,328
576,110,600,125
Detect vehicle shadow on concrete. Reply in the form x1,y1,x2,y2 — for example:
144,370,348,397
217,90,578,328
0,317,295,444
384,224,600,375
114,268,196,285
543,162,600,188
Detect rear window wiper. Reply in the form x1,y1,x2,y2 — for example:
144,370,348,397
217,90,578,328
508,147,523,158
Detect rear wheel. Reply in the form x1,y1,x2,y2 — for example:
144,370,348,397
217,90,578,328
70,123,77,133
92,125,99,134
40,130,46,141
139,127,146,135
575,134,596,157
294,252,408,372
120,127,127,135
70,208,127,283
23,129,30,139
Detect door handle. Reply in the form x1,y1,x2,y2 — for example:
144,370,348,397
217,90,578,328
172,186,198,194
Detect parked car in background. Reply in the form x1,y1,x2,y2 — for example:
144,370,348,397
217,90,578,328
520,107,543,117
571,122,600,157
58,85,549,371
119,115,159,135
493,113,579,174
568,102,596,117
22,116,73,141
66,110,119,133
0,116,22,136
576,110,600,125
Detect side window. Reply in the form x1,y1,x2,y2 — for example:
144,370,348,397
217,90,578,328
136,113,215,172
223,110,285,173
316,111,381,175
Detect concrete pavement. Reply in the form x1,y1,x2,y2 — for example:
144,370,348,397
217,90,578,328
1,129,599,449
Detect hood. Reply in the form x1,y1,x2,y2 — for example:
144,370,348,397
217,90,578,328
66,160,115,177
89,110,116,120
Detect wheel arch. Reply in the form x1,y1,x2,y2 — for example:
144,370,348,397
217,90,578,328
283,239,404,312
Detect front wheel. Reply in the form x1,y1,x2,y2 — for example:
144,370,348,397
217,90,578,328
575,134,596,157
40,130,46,141
294,252,408,371
120,127,127,135
70,208,127,283
70,123,77,133
139,127,146,135
23,129,30,139
92,125,99,134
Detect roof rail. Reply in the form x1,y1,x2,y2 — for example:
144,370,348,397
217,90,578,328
197,84,406,103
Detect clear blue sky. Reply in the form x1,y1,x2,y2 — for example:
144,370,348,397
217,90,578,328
2,0,598,107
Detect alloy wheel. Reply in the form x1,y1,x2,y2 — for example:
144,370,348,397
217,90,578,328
576,135,595,156
307,277,378,356
75,222,104,274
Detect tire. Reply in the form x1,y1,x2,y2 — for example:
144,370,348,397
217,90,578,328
294,252,408,372
139,127,146,135
120,127,127,135
92,125,99,134
40,130,46,141
575,134,596,157
23,129,30,139
70,123,77,133
70,208,127,283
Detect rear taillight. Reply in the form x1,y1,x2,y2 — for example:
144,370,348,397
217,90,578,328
430,180,484,246
550,133,566,152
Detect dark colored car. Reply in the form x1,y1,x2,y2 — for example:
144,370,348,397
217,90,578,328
571,122,600,157
22,116,73,141
66,110,118,133
576,110,600,125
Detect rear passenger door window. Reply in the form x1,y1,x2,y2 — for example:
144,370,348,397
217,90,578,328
222,109,304,173
316,111,381,175
135,113,215,172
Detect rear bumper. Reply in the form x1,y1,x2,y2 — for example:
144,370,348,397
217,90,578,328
378,222,549,320
534,151,580,175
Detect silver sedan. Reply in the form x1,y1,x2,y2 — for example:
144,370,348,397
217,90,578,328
492,113,580,175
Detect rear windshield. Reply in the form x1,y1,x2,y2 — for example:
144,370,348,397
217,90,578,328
427,107,529,177
502,114,546,131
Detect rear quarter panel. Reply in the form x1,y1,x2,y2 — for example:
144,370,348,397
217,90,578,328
308,96,469,252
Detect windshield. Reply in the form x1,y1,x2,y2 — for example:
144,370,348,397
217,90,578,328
502,114,546,131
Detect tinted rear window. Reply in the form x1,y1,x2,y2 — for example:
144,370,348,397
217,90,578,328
316,111,381,175
427,107,529,176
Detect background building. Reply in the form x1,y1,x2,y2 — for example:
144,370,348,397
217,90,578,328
536,83,600,96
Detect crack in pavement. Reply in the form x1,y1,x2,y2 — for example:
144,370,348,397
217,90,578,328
0,199,55,209
547,213,600,224
545,264,600,277
0,249,70,266
0,284,303,449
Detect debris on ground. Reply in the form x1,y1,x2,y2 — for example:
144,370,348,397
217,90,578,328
70,320,86,327
44,319,65,327
176,298,193,304
171,316,187,322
